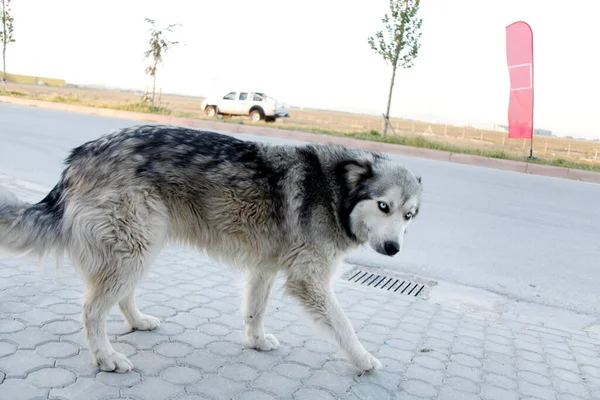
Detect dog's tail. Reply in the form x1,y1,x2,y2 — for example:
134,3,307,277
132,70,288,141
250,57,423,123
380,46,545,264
0,183,66,260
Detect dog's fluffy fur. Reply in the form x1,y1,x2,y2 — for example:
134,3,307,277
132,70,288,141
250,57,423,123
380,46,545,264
0,124,422,373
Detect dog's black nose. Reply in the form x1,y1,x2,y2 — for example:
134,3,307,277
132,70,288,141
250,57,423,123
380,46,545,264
384,241,400,256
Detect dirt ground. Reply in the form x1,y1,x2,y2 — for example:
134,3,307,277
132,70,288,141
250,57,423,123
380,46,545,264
6,82,600,164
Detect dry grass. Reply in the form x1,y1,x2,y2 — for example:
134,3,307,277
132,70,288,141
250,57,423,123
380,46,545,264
3,82,600,171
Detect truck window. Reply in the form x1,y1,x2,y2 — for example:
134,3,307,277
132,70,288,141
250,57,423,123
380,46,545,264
253,93,265,101
239,92,248,101
223,92,236,100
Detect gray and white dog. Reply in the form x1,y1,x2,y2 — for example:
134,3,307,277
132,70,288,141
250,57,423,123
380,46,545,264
0,124,422,373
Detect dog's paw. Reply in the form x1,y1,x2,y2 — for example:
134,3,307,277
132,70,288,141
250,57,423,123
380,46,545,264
352,351,382,373
96,351,133,373
248,333,280,351
128,314,161,331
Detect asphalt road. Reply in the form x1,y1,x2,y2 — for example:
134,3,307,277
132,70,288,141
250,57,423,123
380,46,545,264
1,103,599,317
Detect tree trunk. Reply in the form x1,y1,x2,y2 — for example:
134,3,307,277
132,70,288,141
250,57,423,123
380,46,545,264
1,0,7,91
151,66,157,107
2,47,7,91
383,64,398,137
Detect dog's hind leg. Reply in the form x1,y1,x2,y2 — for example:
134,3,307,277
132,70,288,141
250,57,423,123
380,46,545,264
79,241,163,372
68,192,168,373
119,289,161,331
81,275,136,373
242,269,280,350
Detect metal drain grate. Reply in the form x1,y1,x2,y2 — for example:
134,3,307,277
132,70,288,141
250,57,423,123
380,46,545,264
346,269,427,297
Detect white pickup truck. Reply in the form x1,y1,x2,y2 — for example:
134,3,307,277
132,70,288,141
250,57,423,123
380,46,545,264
200,91,290,122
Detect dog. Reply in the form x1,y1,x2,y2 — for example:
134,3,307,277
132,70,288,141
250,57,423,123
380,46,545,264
0,124,422,373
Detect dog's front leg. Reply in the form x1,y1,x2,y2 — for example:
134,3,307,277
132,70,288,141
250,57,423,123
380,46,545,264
286,276,382,372
242,269,280,351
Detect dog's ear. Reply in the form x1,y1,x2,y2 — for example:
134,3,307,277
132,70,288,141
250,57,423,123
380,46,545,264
339,156,374,188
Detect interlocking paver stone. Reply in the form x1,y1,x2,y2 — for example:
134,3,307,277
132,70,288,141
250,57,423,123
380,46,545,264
188,375,245,400
0,350,53,378
122,378,183,400
553,367,583,383
172,330,216,348
49,377,119,400
413,354,446,370
484,372,517,390
160,365,202,384
0,318,26,334
520,370,553,386
27,367,76,388
182,349,232,373
519,358,550,376
96,370,142,387
118,330,167,349
484,360,518,380
1,183,600,400
237,390,277,400
445,376,480,393
0,341,16,358
558,395,591,400
36,341,79,358
356,370,402,392
294,387,336,400
447,362,482,382
400,379,438,398
207,340,244,357
438,386,481,400
350,383,392,400
154,341,193,358
555,379,591,398
481,384,520,400
221,363,260,382
548,355,580,372
2,326,57,349
406,364,445,386
41,319,80,335
519,380,558,400
0,379,48,400
128,350,176,376
253,371,302,398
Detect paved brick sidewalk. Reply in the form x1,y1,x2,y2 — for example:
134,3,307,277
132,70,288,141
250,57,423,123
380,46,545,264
1,183,600,399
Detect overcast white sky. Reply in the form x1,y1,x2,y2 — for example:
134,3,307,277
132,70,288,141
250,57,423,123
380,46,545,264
7,0,600,139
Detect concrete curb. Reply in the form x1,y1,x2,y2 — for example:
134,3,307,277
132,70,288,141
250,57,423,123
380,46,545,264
2,95,599,184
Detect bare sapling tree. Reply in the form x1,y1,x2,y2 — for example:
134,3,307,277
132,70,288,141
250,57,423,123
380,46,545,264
368,0,423,136
0,0,15,91
143,18,181,106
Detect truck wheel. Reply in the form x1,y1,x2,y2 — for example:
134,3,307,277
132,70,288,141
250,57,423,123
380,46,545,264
250,109,263,122
205,106,216,117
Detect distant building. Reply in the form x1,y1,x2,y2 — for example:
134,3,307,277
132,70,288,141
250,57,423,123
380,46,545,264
0,72,66,87
497,124,553,136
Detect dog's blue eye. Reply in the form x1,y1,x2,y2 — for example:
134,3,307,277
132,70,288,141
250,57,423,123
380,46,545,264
378,202,389,213
404,212,413,220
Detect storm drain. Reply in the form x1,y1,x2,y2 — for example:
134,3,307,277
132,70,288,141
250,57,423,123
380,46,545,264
346,269,428,297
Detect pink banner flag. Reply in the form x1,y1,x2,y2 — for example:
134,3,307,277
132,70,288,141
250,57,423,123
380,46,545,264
506,21,534,139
